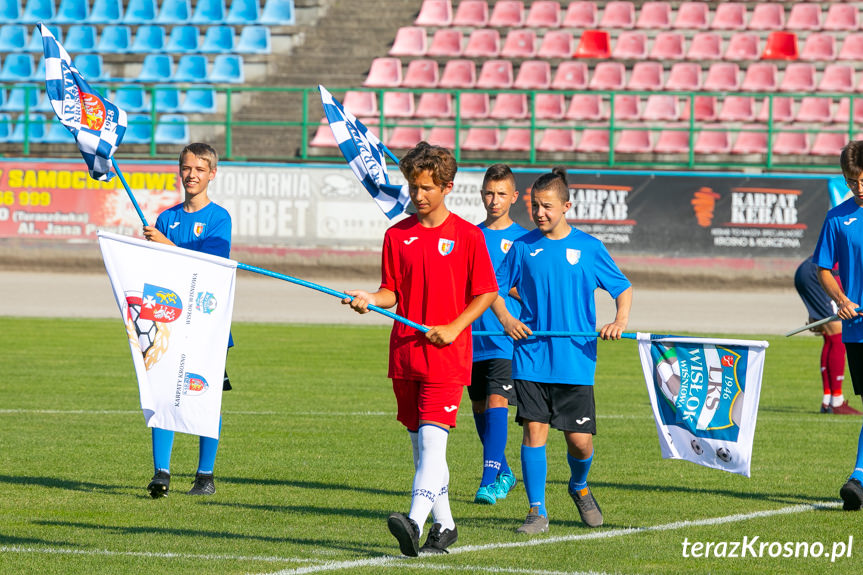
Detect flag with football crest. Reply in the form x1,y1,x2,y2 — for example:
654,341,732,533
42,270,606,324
39,23,126,181
319,85,409,219
98,231,237,439
637,334,768,477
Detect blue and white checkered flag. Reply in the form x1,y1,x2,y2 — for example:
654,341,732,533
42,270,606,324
319,85,409,219
39,23,127,181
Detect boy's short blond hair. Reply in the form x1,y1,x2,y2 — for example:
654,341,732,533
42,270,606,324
179,143,219,171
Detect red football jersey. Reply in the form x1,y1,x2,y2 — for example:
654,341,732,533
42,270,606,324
381,213,498,384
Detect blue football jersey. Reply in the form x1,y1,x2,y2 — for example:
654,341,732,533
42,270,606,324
155,202,232,259
472,221,529,361
496,227,631,385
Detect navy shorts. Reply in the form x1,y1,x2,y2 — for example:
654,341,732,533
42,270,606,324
794,258,837,321
469,359,517,404
515,379,596,434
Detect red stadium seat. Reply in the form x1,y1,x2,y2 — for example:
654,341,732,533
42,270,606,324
779,63,816,92
838,34,863,61
501,29,537,58
526,1,561,28
818,64,854,93
650,32,685,60
616,129,652,153
824,4,859,32
711,3,746,31
665,62,701,91
457,92,490,119
718,96,755,123
694,130,731,154
600,1,635,29
538,127,577,152
414,92,452,118
439,59,476,89
382,91,414,117
576,127,610,153
724,33,759,61
833,98,863,124
514,60,551,90
462,125,500,151
762,32,799,61
401,59,438,88
426,126,455,149
552,61,589,90
342,91,378,117
686,32,721,61
464,29,501,58
732,127,768,155
566,94,606,121
535,93,566,120
427,29,463,57
538,30,574,59
627,61,663,91
612,30,647,60
757,96,793,123
674,2,708,30
681,95,717,122
476,59,514,89
654,129,690,153
702,62,740,92
588,61,625,90
612,94,640,121
386,126,424,149
773,131,810,155
642,94,679,121
741,63,778,92
310,119,337,148
489,0,525,27
452,0,488,27
389,27,427,57
795,97,832,123
786,3,822,32
748,4,785,31
636,2,671,30
364,57,402,88
574,29,610,58
564,1,598,28
414,0,452,26
500,126,533,151
811,132,848,156
490,93,529,120
800,33,837,62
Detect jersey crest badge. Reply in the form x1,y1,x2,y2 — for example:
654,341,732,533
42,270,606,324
566,249,581,265
500,239,513,254
438,238,454,256
193,222,206,237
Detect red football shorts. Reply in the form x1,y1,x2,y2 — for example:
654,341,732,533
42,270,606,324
392,379,463,430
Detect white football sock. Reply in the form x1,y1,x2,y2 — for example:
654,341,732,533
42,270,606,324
408,424,449,535
431,463,455,531
833,394,846,407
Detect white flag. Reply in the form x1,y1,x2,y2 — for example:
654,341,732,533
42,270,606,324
98,231,237,439
637,334,769,477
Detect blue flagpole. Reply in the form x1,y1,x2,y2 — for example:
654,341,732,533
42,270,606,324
473,331,639,340
111,157,149,227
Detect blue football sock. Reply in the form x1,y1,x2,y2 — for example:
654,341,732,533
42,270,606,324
152,427,174,473
567,450,593,492
196,416,222,475
851,423,863,483
473,411,487,445
521,444,547,516
480,407,508,487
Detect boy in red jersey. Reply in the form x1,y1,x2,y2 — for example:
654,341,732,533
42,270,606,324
344,142,498,556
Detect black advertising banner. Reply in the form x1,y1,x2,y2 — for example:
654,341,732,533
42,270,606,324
510,172,832,258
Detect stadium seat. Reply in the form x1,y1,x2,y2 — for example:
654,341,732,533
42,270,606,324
34,89,54,112
538,127,577,152
824,4,859,32
30,56,44,81
800,33,836,62
237,26,270,54
718,96,755,122
21,0,55,23
686,32,721,61
154,114,189,145
588,61,625,90
740,63,778,92
514,60,551,90
172,54,207,83
636,1,671,29
731,126,768,154
702,62,740,92
88,0,122,23
838,34,863,61
136,54,173,83
43,120,75,143
192,0,225,24
0,53,33,82
694,130,731,154
386,126,423,150
207,54,243,83
654,128,690,153
364,57,402,88
748,4,785,31
490,93,528,120
414,0,452,26
464,29,500,58
681,95,716,122
123,0,157,24
795,97,832,123
202,26,236,53
226,0,260,24
612,31,647,59
626,61,662,91
612,94,640,121
779,63,816,92
787,3,822,31
501,29,536,58
427,29,462,57
462,125,500,151
538,30,573,58
0,0,21,24
600,1,635,29
476,60,513,89
576,127,610,153
154,86,180,112
615,129,651,153
112,86,149,113
0,25,27,51
413,92,452,118
811,133,848,156
382,92,414,117
0,85,38,112
551,61,588,90
74,54,107,82
65,25,98,53
724,33,759,61
341,90,377,117
426,126,454,149
757,96,793,123
167,26,201,53
310,119,337,148
124,114,153,144
772,131,810,155
489,1,525,27
259,0,294,25
563,1,597,28
438,59,476,89
401,59,438,89
762,32,799,60
565,94,605,121
535,93,565,120
818,64,854,93
25,25,51,52
499,126,533,151
458,92,490,119
389,27,427,57
642,95,679,121
673,2,708,30
711,3,745,31
10,113,45,143
156,0,191,24
130,25,166,53
833,98,863,124
452,0,487,27
664,62,701,91
55,0,89,23
526,1,561,28
574,29,610,58
650,32,684,60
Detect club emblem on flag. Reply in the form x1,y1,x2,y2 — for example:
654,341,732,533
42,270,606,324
193,222,205,237
566,249,581,265
124,291,172,369
196,291,217,314
141,283,182,323
438,238,455,256
183,373,209,396
501,239,513,254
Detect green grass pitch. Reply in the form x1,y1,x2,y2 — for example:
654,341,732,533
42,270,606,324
0,317,861,575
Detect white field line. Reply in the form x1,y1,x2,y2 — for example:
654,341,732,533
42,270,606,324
0,545,312,563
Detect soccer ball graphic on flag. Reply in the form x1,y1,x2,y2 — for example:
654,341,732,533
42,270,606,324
124,291,171,369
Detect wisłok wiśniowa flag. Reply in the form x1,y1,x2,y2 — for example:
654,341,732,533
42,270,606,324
319,85,410,219
637,334,769,477
98,231,237,439
39,22,127,181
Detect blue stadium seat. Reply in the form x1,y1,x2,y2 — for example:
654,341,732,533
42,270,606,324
112,85,149,112
156,0,190,24
172,54,206,82
226,0,259,24
124,113,153,143
200,25,234,53
87,0,122,23
154,113,189,144
260,0,294,25
0,54,34,82
179,87,216,113
55,0,89,23
0,25,28,51
0,85,38,112
207,54,243,83
191,0,225,24
35,89,55,112
74,54,107,82
10,113,46,143
30,56,45,81
27,24,60,52
166,25,200,52
43,120,75,143
123,0,157,24
154,85,180,112
20,0,56,24
97,25,131,53
0,113,12,142
0,0,21,25
130,25,166,53
65,25,98,52
135,54,173,82
236,26,270,54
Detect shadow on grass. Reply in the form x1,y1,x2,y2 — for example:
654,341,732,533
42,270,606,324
219,476,405,497
0,474,127,495
0,533,82,547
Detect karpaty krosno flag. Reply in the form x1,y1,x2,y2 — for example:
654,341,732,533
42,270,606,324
39,22,127,181
637,334,769,477
98,231,237,439
319,84,409,219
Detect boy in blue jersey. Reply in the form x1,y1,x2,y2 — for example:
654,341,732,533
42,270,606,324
142,142,233,498
813,140,863,511
470,164,528,505
493,168,632,533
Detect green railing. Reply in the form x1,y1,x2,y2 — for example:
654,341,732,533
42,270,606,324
2,84,855,172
